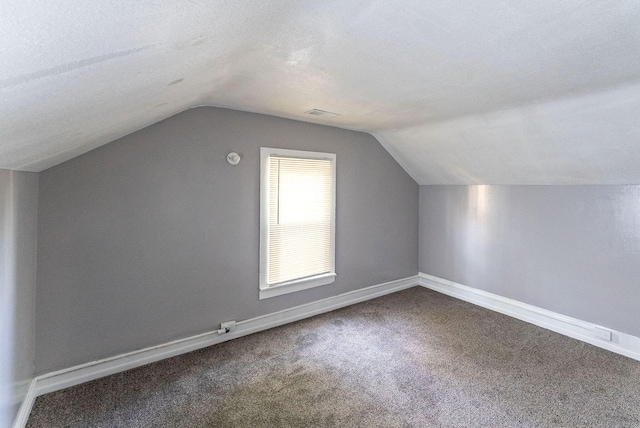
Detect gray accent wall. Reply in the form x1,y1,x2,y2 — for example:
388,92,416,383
419,185,640,337
36,107,419,374
0,170,38,428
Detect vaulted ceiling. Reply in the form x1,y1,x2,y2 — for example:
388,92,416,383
2,1,640,184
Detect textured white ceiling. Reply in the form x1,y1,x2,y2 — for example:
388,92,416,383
2,0,640,183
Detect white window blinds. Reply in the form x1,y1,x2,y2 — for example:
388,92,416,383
268,156,333,285
260,148,336,298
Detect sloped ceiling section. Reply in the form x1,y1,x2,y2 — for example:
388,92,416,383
2,0,640,183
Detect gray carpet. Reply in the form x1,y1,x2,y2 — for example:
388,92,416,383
27,287,640,427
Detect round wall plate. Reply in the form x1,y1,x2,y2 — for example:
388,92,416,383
226,152,241,165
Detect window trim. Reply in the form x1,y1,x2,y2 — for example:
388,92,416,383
259,147,336,299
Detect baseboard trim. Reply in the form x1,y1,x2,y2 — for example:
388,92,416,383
419,272,640,362
33,275,419,397
12,378,36,428
22,272,640,426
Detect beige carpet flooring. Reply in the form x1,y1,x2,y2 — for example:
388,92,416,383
27,287,640,427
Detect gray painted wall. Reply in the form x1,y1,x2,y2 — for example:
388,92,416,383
0,170,38,428
36,107,419,373
419,185,640,337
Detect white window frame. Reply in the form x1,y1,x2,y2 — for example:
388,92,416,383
259,147,336,299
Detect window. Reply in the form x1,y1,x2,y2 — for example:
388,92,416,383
260,147,336,299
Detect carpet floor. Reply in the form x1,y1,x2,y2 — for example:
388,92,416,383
27,287,640,427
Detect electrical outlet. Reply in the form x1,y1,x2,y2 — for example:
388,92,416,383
593,327,612,341
220,321,236,332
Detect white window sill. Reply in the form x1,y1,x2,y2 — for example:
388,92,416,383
259,272,336,299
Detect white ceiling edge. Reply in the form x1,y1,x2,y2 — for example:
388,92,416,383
14,80,640,185
375,81,640,185
7,99,369,173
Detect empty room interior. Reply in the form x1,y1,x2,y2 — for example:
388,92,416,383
2,1,640,427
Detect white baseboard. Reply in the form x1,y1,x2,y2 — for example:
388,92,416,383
32,275,419,398
12,379,36,428
419,272,640,362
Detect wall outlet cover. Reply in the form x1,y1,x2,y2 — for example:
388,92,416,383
593,327,612,341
